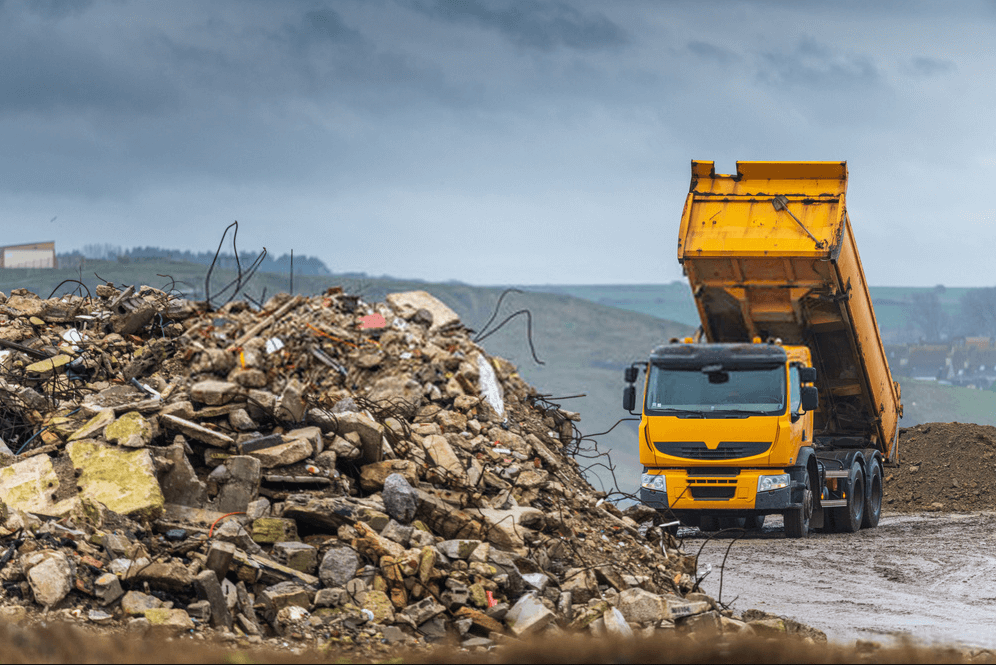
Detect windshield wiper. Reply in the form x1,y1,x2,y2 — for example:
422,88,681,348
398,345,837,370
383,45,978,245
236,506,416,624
709,409,773,417
654,408,706,418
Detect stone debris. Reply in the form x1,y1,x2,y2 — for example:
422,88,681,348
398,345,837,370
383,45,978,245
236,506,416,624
0,285,824,651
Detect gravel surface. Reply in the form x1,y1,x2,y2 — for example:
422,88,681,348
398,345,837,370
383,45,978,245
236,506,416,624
692,511,996,648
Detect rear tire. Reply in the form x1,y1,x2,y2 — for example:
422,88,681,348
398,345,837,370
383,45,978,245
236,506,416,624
784,469,812,539
862,460,883,529
829,462,865,533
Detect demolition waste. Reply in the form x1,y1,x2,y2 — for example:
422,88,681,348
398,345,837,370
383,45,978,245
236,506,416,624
0,284,822,652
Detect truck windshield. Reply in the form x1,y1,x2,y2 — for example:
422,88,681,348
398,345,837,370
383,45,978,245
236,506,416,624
645,364,785,416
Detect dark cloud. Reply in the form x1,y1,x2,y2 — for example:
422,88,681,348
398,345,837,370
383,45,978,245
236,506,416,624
0,32,177,115
908,56,957,77
23,0,95,20
757,38,880,89
686,40,738,64
279,8,365,49
0,0,991,287
407,0,628,51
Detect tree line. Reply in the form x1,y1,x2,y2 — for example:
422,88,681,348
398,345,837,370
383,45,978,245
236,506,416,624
58,245,332,277
906,285,996,342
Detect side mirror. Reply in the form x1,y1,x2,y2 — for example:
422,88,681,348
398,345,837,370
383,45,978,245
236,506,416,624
623,386,636,412
624,366,639,383
799,367,817,383
801,386,819,412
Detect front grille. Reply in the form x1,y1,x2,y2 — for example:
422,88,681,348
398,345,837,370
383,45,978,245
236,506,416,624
655,441,771,460
690,486,736,500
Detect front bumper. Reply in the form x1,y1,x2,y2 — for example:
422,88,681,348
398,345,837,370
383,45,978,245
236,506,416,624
642,469,797,512
640,486,670,510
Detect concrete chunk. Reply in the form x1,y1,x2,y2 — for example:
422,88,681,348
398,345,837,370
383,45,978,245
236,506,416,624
190,380,242,406
386,291,460,331
24,551,73,609
160,414,234,447
104,411,154,447
505,592,555,637
335,412,384,464
0,455,78,517
359,459,419,492
617,587,670,625
67,439,165,520
422,435,467,484
246,438,312,469
195,569,233,630
437,539,483,560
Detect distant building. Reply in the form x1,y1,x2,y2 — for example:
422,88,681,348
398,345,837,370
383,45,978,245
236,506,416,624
0,242,56,269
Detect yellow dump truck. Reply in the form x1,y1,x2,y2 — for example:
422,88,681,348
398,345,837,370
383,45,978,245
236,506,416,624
624,161,902,537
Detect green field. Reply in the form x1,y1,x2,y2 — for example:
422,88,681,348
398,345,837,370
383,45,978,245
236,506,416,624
899,379,996,428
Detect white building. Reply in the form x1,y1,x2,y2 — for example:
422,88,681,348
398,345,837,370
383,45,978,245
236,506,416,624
0,242,56,269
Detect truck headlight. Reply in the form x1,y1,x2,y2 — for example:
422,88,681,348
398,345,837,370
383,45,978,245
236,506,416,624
641,473,666,493
757,474,790,492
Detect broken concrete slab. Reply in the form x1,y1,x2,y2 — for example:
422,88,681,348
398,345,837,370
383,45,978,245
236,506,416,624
67,439,165,520
212,456,261,513
104,411,154,448
0,455,79,517
422,434,467,485
246,438,311,469
505,592,555,637
159,414,234,448
385,291,460,331
359,459,419,492
335,412,384,464
190,380,242,406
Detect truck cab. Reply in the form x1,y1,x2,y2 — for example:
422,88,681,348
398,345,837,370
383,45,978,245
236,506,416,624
630,341,819,535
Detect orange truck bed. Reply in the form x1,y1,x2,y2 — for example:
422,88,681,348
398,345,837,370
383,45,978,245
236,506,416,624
677,161,902,459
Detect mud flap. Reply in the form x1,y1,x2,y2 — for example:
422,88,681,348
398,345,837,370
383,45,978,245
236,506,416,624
810,505,824,530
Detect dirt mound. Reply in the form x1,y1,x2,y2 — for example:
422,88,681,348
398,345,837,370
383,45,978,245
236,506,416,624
884,422,996,513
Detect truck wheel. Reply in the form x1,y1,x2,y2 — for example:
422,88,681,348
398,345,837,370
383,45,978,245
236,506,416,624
829,462,865,533
862,460,883,529
745,513,765,530
699,516,721,532
783,470,812,539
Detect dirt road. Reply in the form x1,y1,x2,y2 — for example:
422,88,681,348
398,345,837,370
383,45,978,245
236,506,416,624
690,511,996,648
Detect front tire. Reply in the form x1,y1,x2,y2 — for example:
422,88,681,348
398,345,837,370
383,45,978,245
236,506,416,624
784,469,812,539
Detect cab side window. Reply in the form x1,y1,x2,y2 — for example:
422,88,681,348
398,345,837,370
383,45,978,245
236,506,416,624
789,365,801,414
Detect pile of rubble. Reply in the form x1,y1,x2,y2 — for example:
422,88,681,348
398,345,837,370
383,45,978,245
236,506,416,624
0,284,821,651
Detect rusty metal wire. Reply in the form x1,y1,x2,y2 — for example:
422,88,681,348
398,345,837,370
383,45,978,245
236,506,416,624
204,221,268,310
473,289,544,365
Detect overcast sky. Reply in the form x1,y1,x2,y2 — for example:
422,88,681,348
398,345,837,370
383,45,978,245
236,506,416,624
1,0,994,286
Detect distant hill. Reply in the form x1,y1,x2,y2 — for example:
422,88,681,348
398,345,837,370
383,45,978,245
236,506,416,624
0,260,691,494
